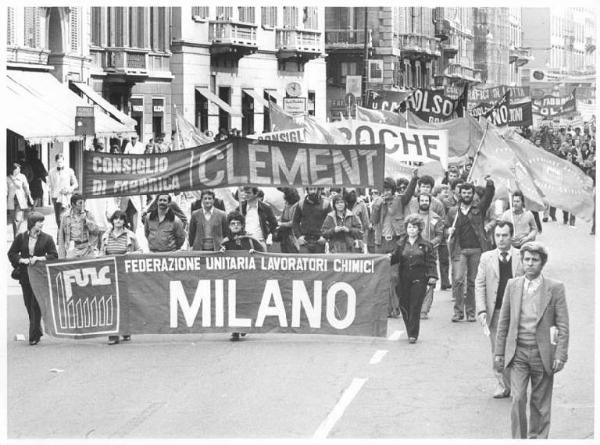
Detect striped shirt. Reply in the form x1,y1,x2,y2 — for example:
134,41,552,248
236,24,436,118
104,230,129,255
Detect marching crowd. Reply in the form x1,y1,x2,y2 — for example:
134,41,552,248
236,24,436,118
6,122,592,439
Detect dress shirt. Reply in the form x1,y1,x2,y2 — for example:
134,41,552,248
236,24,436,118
245,201,263,241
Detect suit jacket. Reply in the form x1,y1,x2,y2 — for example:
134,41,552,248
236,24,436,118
494,276,569,375
8,231,58,284
188,207,228,251
475,247,524,322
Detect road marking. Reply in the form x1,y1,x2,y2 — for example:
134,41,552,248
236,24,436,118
387,330,404,341
313,377,367,439
369,350,388,364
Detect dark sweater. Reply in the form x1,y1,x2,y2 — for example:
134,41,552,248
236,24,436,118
495,257,513,310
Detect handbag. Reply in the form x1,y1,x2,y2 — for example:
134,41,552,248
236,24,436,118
11,267,21,280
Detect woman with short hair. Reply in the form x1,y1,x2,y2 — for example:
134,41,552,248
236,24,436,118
390,214,438,344
100,210,141,345
321,195,363,253
8,212,58,345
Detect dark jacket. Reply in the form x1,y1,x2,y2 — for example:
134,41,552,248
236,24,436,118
370,175,418,239
446,179,495,258
239,200,278,240
221,234,265,252
292,195,332,238
321,209,363,253
390,234,438,280
8,231,58,284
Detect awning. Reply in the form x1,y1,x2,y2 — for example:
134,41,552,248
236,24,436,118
70,81,138,128
195,87,242,117
242,88,270,110
6,70,136,144
265,89,283,104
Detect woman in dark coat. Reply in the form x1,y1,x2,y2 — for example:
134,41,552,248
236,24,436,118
321,195,363,253
390,214,438,344
8,211,58,345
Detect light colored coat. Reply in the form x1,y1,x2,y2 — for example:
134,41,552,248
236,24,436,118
475,247,524,323
494,276,569,375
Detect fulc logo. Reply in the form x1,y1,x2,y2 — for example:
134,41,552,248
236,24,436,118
48,258,120,336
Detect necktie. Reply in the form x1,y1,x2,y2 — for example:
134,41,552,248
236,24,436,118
500,252,508,263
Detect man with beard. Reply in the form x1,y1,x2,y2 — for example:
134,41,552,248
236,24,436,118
344,187,370,252
292,187,332,254
446,177,495,322
416,193,444,319
189,190,228,251
409,175,446,218
144,194,186,252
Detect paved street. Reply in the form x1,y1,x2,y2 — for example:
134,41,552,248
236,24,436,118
5,218,595,439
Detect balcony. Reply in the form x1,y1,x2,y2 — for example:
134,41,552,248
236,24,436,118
276,28,322,65
399,34,441,60
325,29,368,54
509,47,533,67
440,33,459,57
208,20,258,58
438,63,482,84
6,46,50,66
88,48,150,81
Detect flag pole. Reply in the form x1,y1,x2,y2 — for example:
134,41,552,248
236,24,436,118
447,120,490,244
506,177,515,228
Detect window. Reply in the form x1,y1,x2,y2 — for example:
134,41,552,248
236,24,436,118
340,61,358,84
7,7,15,46
192,7,209,20
70,8,80,52
415,62,422,88
150,7,167,52
24,7,41,48
261,7,277,28
283,6,298,29
238,7,255,24
91,7,102,46
216,6,233,20
129,7,146,48
109,7,125,47
303,7,318,30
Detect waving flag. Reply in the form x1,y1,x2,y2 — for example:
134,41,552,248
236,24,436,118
174,107,213,149
269,101,303,131
356,105,406,126
500,127,594,220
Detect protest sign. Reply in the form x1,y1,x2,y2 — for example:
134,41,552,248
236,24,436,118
27,252,391,338
82,138,385,197
366,90,412,112
532,91,577,117
468,85,532,127
406,88,464,123
331,119,449,168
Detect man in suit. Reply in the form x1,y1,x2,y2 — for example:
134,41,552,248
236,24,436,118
188,190,228,251
494,242,569,439
475,221,524,398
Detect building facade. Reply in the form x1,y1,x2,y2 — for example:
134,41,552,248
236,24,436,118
89,7,174,143
170,6,326,136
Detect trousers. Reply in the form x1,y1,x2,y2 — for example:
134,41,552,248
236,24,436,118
451,247,481,318
397,270,427,339
20,277,43,341
509,344,554,439
377,237,399,315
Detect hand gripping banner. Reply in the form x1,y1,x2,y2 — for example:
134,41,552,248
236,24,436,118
27,252,391,339
82,137,385,198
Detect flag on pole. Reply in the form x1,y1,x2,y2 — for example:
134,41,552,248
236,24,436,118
500,126,594,220
268,101,303,131
355,105,407,126
174,107,213,149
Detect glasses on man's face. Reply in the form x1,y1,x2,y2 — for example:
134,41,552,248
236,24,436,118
230,221,243,226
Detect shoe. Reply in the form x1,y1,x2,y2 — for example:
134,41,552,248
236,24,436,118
230,332,240,341
493,388,511,398
108,336,120,345
451,314,464,322
29,338,40,346
542,217,548,222
441,284,452,290
420,313,429,320
240,333,247,337
590,231,595,235
466,315,477,322
122,335,131,341
408,337,417,344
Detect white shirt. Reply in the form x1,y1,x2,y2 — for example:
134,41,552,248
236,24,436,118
202,207,213,221
124,141,144,155
48,166,78,204
497,248,512,263
523,275,543,296
245,202,263,241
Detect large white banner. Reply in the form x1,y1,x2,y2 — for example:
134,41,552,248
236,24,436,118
330,119,449,169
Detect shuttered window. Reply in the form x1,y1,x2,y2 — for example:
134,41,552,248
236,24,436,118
261,7,277,27
303,7,318,30
70,7,80,52
7,7,15,46
24,7,41,48
191,7,209,20
238,7,255,24
283,7,298,28
216,7,233,20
